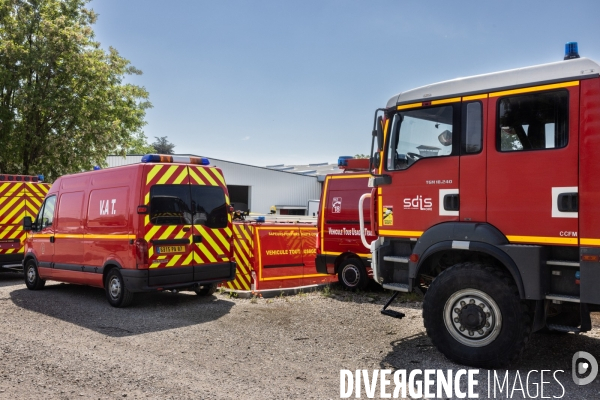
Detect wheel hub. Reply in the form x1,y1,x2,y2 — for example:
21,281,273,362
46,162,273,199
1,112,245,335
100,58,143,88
27,267,35,283
444,289,501,347
458,304,486,331
342,265,359,286
109,277,121,299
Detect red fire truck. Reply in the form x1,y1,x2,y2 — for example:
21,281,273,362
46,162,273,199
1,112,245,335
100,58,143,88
0,175,49,270
22,155,236,307
361,43,600,367
315,157,377,290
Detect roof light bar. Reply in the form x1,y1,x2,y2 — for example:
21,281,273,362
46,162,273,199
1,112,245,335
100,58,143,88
0,174,41,182
337,156,353,167
141,154,210,165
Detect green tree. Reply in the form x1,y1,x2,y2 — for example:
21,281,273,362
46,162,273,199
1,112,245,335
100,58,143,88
0,0,152,180
354,154,369,159
152,136,175,154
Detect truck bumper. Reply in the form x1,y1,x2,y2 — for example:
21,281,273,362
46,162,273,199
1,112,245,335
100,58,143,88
121,261,236,293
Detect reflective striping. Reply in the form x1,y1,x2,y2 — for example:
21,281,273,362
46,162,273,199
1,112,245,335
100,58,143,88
580,238,600,246
397,102,422,110
431,97,461,105
321,251,371,258
196,168,219,187
378,229,423,237
173,168,189,184
262,273,330,281
507,235,578,245
452,240,470,250
156,165,179,185
462,94,488,101
327,174,371,180
489,81,579,98
0,182,49,256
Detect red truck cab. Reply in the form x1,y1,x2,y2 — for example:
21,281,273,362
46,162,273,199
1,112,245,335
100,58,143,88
315,157,377,290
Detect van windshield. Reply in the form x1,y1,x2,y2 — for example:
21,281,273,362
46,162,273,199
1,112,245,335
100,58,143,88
150,185,227,228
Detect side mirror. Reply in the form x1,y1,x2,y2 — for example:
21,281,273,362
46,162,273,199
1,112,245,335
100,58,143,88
23,216,33,231
376,116,384,151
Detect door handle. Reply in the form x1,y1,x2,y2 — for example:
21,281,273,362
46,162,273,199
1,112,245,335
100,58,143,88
50,236,55,243
193,235,202,243
443,194,459,211
557,193,578,212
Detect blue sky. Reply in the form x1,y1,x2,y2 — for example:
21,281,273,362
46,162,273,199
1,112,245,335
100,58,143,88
89,0,600,167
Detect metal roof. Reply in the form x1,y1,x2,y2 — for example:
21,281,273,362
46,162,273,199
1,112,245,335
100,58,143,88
386,57,600,108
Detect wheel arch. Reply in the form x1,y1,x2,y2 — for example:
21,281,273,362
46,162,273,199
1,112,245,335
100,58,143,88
334,252,367,274
411,223,525,298
101,260,124,287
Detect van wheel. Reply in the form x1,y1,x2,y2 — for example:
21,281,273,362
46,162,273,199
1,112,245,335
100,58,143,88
194,283,218,296
422,262,531,368
105,269,134,307
24,259,45,290
338,259,368,291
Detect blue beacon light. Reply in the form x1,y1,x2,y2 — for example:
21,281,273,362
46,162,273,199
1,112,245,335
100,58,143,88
564,42,580,60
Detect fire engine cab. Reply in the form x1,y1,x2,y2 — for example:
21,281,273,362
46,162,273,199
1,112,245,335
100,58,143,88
22,155,236,307
362,43,600,368
315,157,377,290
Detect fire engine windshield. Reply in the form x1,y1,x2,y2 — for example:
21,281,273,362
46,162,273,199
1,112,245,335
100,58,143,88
149,185,227,228
386,105,453,170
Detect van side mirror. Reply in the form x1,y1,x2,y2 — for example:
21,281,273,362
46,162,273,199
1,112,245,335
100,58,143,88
23,216,33,231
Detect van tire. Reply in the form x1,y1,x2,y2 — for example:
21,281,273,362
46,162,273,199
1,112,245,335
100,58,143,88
338,259,368,291
24,259,45,290
422,262,531,369
105,269,134,307
194,283,218,296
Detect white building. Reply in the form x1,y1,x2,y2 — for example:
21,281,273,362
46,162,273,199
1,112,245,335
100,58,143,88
106,155,341,215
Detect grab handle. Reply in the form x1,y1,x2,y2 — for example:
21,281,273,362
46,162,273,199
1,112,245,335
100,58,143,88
358,193,372,249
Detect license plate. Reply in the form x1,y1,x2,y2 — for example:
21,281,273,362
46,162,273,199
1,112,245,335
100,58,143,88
156,245,185,254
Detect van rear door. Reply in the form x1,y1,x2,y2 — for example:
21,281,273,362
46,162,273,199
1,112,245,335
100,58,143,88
188,165,232,281
144,164,194,284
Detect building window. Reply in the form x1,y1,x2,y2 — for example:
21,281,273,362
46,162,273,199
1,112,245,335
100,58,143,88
497,90,569,152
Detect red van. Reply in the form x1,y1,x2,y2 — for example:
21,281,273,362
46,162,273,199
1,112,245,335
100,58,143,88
22,155,236,307
315,160,377,290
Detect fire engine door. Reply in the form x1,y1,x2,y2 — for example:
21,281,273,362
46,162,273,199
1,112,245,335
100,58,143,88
458,97,488,222
379,103,460,238
486,85,579,244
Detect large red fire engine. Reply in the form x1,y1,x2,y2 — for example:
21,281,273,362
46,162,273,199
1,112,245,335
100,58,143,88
315,157,377,290
22,155,236,307
361,43,600,368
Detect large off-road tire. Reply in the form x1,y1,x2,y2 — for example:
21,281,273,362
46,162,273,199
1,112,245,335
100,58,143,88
24,259,45,290
338,258,369,291
194,283,218,296
423,262,531,368
105,269,134,307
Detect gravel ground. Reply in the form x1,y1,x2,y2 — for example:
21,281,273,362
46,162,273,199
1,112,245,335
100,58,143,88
1,270,600,399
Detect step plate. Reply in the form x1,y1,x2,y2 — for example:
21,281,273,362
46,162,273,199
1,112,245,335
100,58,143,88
545,294,580,303
547,324,580,333
382,283,409,292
